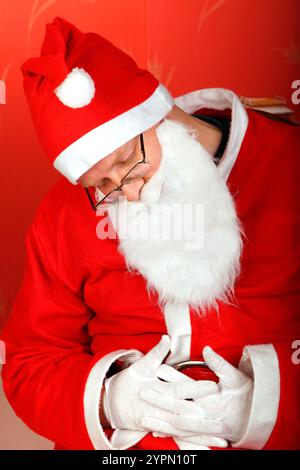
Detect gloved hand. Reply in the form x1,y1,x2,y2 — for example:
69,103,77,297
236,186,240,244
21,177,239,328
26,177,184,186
140,346,254,444
103,336,223,438
196,346,254,443
149,363,228,450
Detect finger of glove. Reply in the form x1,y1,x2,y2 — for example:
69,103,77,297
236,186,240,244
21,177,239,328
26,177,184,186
174,435,228,448
131,335,171,376
174,438,210,451
140,388,205,417
141,416,200,437
172,414,224,435
202,346,245,388
150,379,219,399
156,364,194,383
141,415,224,437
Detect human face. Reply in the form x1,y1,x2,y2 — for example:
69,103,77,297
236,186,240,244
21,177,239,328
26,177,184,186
78,124,163,203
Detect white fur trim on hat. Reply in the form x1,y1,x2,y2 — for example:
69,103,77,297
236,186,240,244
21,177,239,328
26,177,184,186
54,67,95,109
53,83,174,184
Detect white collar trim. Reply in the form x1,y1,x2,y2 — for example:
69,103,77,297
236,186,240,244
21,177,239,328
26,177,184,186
175,88,249,181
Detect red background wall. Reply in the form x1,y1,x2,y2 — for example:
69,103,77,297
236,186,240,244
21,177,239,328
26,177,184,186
0,0,300,327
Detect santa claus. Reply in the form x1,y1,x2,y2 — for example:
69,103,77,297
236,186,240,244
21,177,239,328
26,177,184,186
1,17,300,451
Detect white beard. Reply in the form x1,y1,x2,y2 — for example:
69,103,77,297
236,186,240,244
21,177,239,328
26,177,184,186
100,118,243,314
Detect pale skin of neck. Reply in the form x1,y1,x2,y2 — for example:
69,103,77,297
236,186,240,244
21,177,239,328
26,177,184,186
78,104,223,202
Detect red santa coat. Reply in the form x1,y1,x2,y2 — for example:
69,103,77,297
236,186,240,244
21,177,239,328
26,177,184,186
1,88,300,450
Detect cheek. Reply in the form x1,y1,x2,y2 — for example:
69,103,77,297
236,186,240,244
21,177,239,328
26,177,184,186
122,179,145,201
145,152,162,181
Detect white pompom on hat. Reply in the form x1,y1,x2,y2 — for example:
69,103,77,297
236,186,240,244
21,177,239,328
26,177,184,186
55,67,95,109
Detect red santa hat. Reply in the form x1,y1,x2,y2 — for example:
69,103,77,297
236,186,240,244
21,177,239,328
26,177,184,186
21,17,174,184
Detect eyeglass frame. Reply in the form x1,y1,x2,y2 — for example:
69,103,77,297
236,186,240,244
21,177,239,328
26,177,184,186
84,133,150,211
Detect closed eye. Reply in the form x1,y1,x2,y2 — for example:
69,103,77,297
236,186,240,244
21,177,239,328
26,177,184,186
118,139,138,164
122,175,141,185
119,150,136,166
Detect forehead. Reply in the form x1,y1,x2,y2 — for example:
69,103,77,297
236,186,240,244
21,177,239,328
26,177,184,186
100,137,137,168
78,136,137,185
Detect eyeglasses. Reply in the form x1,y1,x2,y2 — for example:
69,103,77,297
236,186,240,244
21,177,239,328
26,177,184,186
85,133,150,211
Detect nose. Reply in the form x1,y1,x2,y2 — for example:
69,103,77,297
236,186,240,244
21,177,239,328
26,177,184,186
121,179,145,201
108,170,122,188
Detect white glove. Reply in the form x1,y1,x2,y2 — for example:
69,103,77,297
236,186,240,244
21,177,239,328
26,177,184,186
150,363,228,450
195,346,254,443
140,346,253,444
103,336,222,438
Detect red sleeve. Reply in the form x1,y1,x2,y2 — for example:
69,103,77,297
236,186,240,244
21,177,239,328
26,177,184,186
1,215,100,449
